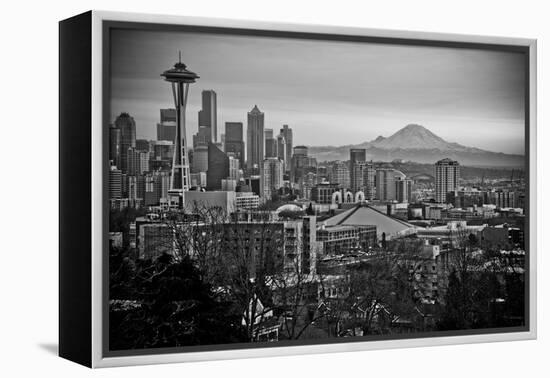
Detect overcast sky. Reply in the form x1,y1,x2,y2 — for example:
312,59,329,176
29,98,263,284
110,28,526,155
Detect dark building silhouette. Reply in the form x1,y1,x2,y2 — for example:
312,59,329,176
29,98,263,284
109,124,121,169
245,176,262,197
225,122,245,168
114,113,136,173
198,90,217,142
279,125,293,172
157,108,177,142
193,125,211,148
136,139,150,152
350,148,366,193
265,128,277,158
247,105,264,170
160,108,176,123
207,142,229,190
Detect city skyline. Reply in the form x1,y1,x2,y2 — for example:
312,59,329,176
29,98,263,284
110,29,526,155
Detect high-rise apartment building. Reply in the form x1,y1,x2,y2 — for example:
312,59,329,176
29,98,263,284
247,105,264,170
353,161,375,199
395,177,413,203
228,156,240,181
109,166,122,199
435,158,460,203
329,161,350,189
376,168,397,201
262,157,284,200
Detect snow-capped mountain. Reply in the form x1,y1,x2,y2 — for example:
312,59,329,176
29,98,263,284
307,124,524,167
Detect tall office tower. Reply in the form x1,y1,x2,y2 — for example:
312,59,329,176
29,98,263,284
109,166,122,199
191,145,209,173
228,156,240,181
114,113,136,173
376,168,397,201
395,177,413,203
143,170,171,206
126,147,140,176
349,148,366,193
247,105,264,170
207,142,229,191
139,151,150,174
198,90,217,142
161,55,199,209
136,139,150,152
160,108,176,123
264,128,277,158
262,157,284,200
109,124,121,169
144,173,158,206
280,124,293,172
193,125,211,148
352,161,376,199
435,158,460,203
157,109,177,142
363,163,376,200
225,122,245,169
276,133,287,170
290,145,310,184
330,161,350,189
245,176,262,197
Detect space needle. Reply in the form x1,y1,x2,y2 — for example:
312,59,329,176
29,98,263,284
161,52,199,210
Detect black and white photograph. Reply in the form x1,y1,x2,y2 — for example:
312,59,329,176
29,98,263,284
106,23,529,354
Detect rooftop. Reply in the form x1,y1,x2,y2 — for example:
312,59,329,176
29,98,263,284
323,204,419,239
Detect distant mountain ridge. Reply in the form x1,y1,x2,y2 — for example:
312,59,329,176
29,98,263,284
307,124,524,167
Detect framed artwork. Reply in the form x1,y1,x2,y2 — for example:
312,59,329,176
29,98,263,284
59,10,537,368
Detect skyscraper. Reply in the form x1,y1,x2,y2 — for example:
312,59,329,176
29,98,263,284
435,158,460,203
276,133,287,170
352,161,375,199
225,122,245,169
395,177,413,203
262,157,284,200
160,108,176,122
114,113,136,173
349,148,366,193
109,166,122,199
109,124,121,169
191,145,208,173
280,125,293,171
193,125,211,148
247,105,264,171
207,142,229,191
157,108,177,142
376,168,397,201
228,156,240,181
330,161,350,189
265,128,277,158
198,90,217,142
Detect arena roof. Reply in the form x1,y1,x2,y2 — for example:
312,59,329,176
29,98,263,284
322,204,419,239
